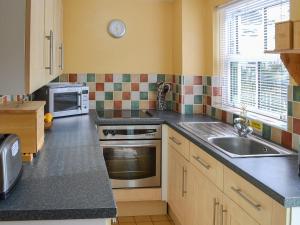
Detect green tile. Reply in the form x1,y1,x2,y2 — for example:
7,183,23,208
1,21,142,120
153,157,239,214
96,101,104,111
288,101,293,116
51,77,59,83
179,76,183,85
122,74,131,82
131,101,140,110
166,101,172,111
176,85,179,93
140,92,148,100
105,92,113,100
149,83,157,91
185,105,193,114
194,95,203,104
262,124,271,140
207,77,212,86
203,86,207,95
87,73,95,82
157,74,165,83
211,107,216,118
293,86,300,102
114,83,122,91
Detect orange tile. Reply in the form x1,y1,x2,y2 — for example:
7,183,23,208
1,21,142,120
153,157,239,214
149,101,156,109
89,92,95,100
69,74,77,82
122,92,131,100
150,215,169,222
184,86,193,95
105,74,113,82
114,101,122,110
118,217,135,223
96,83,104,91
140,74,148,82
193,76,202,85
281,131,292,149
131,83,140,91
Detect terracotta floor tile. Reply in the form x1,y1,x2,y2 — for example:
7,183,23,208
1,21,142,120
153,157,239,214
118,217,136,223
119,222,136,225
135,216,152,222
153,221,173,225
136,222,153,225
150,215,169,222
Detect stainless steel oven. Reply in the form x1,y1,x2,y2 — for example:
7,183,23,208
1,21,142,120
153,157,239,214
34,83,89,118
99,125,161,189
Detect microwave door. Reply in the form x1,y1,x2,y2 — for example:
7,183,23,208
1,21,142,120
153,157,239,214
49,88,82,117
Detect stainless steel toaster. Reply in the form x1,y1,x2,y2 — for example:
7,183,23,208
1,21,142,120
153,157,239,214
0,134,22,199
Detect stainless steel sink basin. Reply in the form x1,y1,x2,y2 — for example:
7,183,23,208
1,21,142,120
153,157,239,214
208,136,294,157
179,122,296,158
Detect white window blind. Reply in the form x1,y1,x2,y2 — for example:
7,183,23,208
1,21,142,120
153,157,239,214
219,0,290,121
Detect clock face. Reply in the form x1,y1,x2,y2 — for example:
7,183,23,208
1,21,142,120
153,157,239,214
108,19,126,38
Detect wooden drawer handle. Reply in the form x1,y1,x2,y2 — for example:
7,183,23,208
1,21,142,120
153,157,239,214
192,155,211,169
169,136,182,145
231,186,262,211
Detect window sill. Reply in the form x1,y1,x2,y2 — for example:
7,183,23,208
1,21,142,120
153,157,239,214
212,104,288,131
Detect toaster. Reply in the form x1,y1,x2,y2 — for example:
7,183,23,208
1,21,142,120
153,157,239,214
0,134,22,199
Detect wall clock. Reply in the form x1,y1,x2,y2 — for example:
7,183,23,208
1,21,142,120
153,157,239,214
107,19,126,38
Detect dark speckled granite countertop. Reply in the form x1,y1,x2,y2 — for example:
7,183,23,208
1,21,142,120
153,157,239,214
0,113,116,221
96,110,300,208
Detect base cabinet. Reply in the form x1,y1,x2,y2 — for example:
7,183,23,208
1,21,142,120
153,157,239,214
222,195,259,225
186,163,223,225
168,146,188,225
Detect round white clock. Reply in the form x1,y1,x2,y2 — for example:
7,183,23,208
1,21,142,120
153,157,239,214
107,19,126,38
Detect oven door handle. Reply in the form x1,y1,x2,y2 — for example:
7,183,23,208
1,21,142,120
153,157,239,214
100,144,157,148
77,92,82,109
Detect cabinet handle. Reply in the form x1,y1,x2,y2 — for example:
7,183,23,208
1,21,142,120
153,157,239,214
213,198,219,225
192,155,211,170
45,30,53,75
182,167,187,197
220,204,227,225
231,187,261,211
169,136,181,145
59,44,64,70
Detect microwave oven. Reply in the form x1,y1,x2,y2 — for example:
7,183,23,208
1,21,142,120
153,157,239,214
34,83,89,118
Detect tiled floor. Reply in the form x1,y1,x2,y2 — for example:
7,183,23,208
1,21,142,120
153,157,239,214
114,215,174,225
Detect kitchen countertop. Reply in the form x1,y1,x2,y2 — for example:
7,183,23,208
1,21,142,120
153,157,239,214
96,110,300,208
0,113,116,221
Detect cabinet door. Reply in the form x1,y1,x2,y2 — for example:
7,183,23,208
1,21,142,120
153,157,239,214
29,0,46,93
168,146,188,225
186,163,223,225
53,0,63,76
222,195,260,225
44,0,55,81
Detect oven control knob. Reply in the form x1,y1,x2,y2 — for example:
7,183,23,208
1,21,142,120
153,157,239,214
103,130,109,136
110,130,116,136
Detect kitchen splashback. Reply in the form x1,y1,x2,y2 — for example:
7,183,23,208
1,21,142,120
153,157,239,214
54,73,205,114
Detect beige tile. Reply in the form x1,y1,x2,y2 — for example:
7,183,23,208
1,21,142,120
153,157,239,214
293,102,300,118
122,83,131,92
153,221,172,225
96,74,105,82
118,217,135,223
114,91,122,101
140,100,148,109
288,116,293,132
134,216,151,222
150,215,169,222
136,222,153,225
131,74,140,83
271,127,282,145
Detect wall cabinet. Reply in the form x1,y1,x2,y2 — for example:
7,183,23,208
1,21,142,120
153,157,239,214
0,0,63,95
167,127,290,225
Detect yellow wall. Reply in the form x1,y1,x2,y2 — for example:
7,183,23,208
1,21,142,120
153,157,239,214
172,0,182,75
291,0,300,20
63,0,173,74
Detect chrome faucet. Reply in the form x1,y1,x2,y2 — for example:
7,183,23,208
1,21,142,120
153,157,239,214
234,117,253,137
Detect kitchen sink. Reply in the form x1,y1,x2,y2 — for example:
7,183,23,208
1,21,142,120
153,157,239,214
179,122,295,158
208,136,293,158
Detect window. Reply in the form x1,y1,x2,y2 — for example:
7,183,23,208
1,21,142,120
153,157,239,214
218,0,290,121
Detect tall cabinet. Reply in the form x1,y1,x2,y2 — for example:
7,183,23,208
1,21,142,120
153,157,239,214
0,0,63,95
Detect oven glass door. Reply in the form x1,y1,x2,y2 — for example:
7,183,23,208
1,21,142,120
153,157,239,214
101,140,161,189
